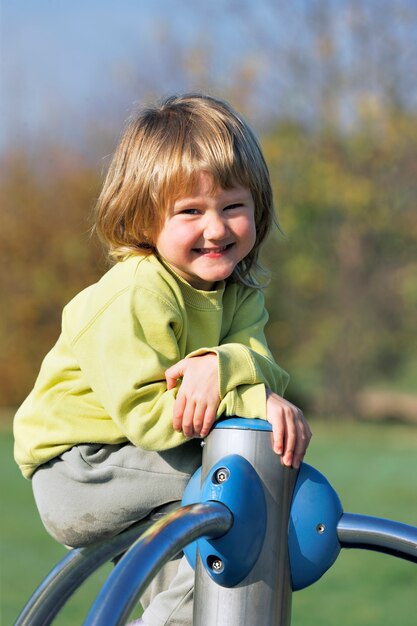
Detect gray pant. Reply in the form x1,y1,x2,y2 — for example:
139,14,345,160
32,441,202,626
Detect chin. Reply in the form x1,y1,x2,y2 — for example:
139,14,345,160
210,272,233,283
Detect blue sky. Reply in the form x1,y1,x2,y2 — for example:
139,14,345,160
2,0,284,153
1,0,181,150
2,0,416,154
1,0,318,153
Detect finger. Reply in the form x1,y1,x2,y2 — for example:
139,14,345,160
191,402,207,437
165,360,185,390
200,405,217,438
166,377,178,391
282,409,297,467
292,418,312,469
172,394,186,432
271,411,285,456
181,398,197,439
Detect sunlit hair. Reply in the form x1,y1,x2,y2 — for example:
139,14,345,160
94,93,275,287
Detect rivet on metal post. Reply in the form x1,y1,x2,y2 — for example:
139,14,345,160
208,556,225,573
214,468,230,483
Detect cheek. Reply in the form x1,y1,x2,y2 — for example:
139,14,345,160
157,222,194,249
238,217,257,250
171,223,199,248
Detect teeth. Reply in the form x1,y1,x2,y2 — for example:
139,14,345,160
197,246,228,253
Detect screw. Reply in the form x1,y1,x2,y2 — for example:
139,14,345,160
211,558,224,573
316,523,326,534
215,468,230,483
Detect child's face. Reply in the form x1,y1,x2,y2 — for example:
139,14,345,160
155,171,256,290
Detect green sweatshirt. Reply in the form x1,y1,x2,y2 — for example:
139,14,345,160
14,254,289,478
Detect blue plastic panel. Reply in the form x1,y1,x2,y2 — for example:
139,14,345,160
289,463,343,590
182,455,267,587
214,417,272,431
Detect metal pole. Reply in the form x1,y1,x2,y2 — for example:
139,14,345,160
337,512,417,563
83,502,233,626
193,420,298,626
14,503,179,626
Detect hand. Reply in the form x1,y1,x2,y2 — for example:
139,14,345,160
266,389,312,469
165,354,220,439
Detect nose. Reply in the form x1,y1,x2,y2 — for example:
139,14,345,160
204,212,228,240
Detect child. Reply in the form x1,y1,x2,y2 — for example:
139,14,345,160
14,93,312,625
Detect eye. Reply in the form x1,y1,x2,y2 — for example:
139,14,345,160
224,203,244,211
180,208,200,215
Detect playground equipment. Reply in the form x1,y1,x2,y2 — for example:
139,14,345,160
15,418,417,626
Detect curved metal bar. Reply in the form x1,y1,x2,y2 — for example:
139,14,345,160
14,503,180,626
337,513,417,563
83,502,233,626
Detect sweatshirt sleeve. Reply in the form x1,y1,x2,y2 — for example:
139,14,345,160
188,287,289,416
70,285,189,451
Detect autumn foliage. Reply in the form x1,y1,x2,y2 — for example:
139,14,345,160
262,109,417,417
0,148,105,406
1,105,416,419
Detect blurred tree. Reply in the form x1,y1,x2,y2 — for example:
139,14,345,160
0,148,104,406
262,106,417,417
1,0,416,420
2,106,416,416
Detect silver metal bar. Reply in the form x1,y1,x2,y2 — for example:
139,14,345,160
83,502,233,626
337,512,417,563
14,503,179,626
194,424,298,626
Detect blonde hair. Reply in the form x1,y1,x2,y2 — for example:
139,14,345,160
95,93,274,286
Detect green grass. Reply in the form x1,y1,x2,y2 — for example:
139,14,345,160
1,418,417,625
291,419,417,626
0,429,115,626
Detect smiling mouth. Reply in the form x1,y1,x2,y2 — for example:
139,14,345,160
193,243,234,254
